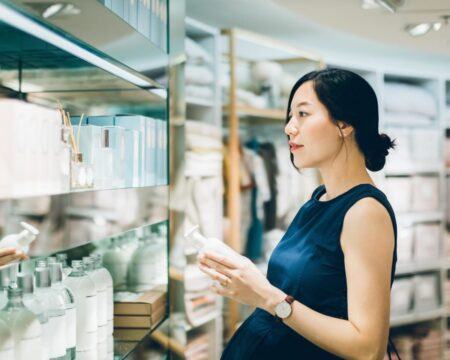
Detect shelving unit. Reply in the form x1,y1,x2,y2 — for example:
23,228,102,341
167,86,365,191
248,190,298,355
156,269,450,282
0,2,172,359
221,27,323,338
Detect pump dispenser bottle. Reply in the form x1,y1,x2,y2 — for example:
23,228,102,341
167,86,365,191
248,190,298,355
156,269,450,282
0,222,39,254
34,264,67,360
184,225,243,263
63,260,98,352
49,262,76,360
17,272,49,360
2,283,43,360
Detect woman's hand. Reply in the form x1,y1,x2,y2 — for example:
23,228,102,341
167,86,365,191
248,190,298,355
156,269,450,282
0,247,28,267
198,251,286,314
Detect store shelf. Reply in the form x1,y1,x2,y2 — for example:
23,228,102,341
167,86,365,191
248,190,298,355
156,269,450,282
390,307,446,327
5,0,168,85
223,105,286,121
152,330,186,358
186,96,214,108
396,260,443,275
397,211,445,224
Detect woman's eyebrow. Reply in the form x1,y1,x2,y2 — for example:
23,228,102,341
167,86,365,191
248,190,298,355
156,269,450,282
296,101,312,107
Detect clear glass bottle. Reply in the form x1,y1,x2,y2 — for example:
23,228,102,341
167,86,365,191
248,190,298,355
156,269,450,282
34,265,67,360
0,316,14,360
56,253,72,279
49,263,76,360
90,254,114,337
1,283,43,360
71,153,94,190
17,272,50,360
82,257,107,344
0,267,11,310
63,260,97,352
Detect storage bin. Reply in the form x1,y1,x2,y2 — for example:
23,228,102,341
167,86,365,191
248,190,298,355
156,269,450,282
390,277,413,315
411,176,440,212
384,177,412,213
413,274,439,310
413,223,441,261
397,223,414,263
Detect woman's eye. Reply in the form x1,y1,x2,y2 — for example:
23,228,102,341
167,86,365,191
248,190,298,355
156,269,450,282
299,111,307,117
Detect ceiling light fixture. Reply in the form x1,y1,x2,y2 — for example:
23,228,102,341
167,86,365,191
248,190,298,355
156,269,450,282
404,18,446,37
361,0,406,12
42,3,81,19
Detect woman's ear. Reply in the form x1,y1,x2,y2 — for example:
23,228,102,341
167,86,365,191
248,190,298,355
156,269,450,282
337,121,354,138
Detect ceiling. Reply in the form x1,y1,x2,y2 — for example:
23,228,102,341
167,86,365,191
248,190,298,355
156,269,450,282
275,0,450,56
187,0,450,72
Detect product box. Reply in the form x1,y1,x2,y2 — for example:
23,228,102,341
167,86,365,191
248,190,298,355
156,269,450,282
150,0,160,46
70,115,88,126
103,126,126,188
111,0,125,18
115,116,147,186
114,305,166,329
114,290,166,315
145,117,157,186
124,129,140,187
87,115,115,127
127,0,138,28
137,0,150,38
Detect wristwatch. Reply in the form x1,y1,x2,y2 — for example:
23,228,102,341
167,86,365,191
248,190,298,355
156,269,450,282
274,295,294,321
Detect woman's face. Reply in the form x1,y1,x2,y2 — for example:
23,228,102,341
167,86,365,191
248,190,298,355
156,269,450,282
284,80,345,169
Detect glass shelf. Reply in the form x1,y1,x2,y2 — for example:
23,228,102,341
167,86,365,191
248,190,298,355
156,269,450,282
3,0,168,88
0,185,169,257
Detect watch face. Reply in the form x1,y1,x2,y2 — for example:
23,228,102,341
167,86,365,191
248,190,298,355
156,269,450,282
275,301,292,319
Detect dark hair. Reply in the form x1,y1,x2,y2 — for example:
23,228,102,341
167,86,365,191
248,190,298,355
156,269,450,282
286,68,395,172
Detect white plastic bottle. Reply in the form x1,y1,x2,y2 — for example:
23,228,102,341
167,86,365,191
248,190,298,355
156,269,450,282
102,236,128,290
34,265,67,360
90,254,113,337
17,272,50,360
184,225,243,263
2,283,43,360
63,260,97,352
128,233,160,291
0,222,39,254
0,267,12,310
83,257,107,344
0,316,14,359
49,263,76,360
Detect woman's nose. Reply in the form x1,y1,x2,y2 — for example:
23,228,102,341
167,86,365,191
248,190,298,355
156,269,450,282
285,121,298,136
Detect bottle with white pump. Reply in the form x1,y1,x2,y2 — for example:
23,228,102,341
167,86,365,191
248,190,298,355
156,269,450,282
90,254,113,337
16,272,50,360
1,283,43,360
63,260,97,352
34,264,67,360
83,256,107,346
0,222,39,254
49,262,76,360
184,225,243,264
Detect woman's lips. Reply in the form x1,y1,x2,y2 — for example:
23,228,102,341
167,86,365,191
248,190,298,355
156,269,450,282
289,143,304,152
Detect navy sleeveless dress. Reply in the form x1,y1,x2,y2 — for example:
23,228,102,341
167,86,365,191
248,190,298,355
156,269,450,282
221,183,398,360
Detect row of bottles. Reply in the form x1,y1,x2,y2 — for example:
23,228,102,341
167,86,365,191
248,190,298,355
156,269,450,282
102,224,167,292
0,253,113,360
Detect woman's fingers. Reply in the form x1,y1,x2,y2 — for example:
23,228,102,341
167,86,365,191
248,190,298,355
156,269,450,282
199,264,230,283
0,253,23,266
0,248,17,257
199,256,233,277
202,251,240,269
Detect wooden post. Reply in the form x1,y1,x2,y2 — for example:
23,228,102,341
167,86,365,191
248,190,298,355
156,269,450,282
223,28,241,339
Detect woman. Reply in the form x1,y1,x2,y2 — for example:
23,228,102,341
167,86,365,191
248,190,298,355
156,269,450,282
199,68,399,360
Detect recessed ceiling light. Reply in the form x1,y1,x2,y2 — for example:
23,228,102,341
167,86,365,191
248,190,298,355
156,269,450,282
42,3,81,19
432,21,442,31
42,3,64,18
404,22,432,37
361,0,406,12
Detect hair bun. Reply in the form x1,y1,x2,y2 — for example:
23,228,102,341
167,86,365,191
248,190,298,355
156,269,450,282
366,133,396,172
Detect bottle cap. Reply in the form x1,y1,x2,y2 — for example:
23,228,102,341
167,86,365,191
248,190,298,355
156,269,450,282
35,267,51,288
82,257,93,271
49,263,63,283
7,282,22,299
17,272,34,294
36,260,47,268
47,257,57,265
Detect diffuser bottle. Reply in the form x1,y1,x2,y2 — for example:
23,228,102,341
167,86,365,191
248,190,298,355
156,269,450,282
49,262,76,360
1,283,43,360
34,265,67,360
83,257,107,344
63,260,98,352
17,272,50,360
